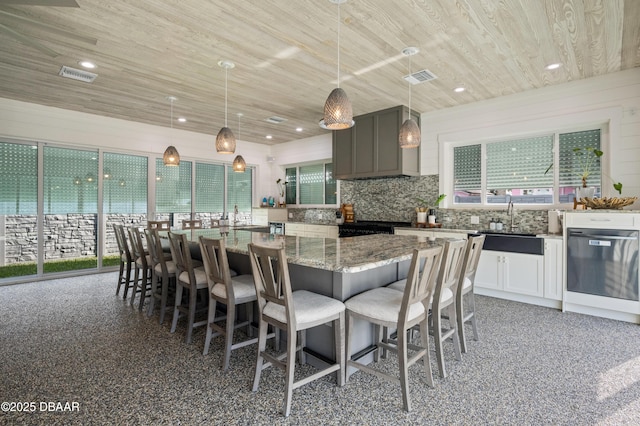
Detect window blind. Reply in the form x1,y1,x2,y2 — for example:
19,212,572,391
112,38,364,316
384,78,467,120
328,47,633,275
299,164,324,204
155,159,191,213
486,135,553,190
227,166,252,212
103,152,147,214
44,146,98,214
559,129,601,188
195,163,224,213
453,144,481,191
0,142,37,214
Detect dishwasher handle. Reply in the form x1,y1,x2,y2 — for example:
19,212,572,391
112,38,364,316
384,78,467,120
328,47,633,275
568,233,639,241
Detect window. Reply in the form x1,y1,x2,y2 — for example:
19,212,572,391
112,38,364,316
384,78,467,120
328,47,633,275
43,146,99,272
558,129,601,199
195,163,224,213
103,153,147,214
227,166,252,213
452,129,600,205
285,162,335,205
156,159,191,213
0,142,37,215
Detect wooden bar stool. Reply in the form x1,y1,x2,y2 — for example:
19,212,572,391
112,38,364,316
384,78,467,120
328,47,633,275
344,246,443,412
248,243,346,417
148,220,170,230
182,219,202,230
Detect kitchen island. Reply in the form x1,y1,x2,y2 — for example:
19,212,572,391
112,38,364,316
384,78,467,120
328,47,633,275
173,229,444,363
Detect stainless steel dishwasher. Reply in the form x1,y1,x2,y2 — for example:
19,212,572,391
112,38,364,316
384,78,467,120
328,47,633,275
567,228,639,301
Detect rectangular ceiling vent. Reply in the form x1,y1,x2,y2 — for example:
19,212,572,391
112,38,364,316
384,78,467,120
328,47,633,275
265,116,287,124
403,69,438,85
58,66,98,83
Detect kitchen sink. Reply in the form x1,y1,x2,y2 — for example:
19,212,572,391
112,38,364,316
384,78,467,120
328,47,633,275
479,230,537,237
474,231,544,255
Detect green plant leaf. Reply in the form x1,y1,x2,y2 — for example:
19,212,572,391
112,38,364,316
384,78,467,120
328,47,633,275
613,182,622,194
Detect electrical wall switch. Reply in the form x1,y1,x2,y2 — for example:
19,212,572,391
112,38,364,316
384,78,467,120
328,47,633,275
470,216,480,224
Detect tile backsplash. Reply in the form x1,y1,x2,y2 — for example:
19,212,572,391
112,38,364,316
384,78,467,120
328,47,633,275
289,175,550,234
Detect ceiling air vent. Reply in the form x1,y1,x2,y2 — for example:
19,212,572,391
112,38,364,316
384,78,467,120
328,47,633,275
403,69,438,85
58,65,98,83
265,116,287,124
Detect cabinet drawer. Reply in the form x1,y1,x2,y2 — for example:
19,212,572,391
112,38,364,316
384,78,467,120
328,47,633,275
565,212,638,228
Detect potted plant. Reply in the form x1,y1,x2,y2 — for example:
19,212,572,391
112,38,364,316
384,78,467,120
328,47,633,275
276,178,288,207
415,193,446,224
545,147,623,199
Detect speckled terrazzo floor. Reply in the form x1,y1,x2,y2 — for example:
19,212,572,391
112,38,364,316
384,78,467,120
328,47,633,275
1,272,639,425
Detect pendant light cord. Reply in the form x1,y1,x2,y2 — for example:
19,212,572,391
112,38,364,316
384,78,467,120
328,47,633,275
408,54,412,115
337,1,341,88
224,66,229,127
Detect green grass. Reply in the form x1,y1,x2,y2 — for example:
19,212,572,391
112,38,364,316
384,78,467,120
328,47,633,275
0,255,121,279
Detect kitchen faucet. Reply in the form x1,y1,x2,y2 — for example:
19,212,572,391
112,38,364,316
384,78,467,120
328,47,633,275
507,200,517,232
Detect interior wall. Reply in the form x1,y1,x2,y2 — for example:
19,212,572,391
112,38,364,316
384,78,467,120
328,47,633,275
0,98,273,206
420,68,640,208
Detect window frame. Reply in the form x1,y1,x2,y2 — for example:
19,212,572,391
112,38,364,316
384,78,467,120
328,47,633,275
444,124,608,209
283,160,337,207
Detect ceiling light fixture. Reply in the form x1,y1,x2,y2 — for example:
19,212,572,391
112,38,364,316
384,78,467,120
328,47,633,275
78,61,96,69
163,96,180,166
399,47,421,149
454,87,465,93
215,60,237,154
233,113,246,173
322,0,353,130
545,63,561,70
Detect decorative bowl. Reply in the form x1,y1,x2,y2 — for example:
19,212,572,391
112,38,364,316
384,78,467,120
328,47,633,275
582,197,638,209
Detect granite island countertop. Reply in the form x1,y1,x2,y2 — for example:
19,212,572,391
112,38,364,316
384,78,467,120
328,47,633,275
173,229,442,274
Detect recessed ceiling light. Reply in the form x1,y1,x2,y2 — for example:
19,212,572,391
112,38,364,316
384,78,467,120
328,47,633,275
266,135,273,139
545,63,561,70
454,87,465,93
296,127,303,132
79,61,96,69
178,117,186,122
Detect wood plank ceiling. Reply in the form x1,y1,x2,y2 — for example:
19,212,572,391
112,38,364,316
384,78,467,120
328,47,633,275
0,0,638,145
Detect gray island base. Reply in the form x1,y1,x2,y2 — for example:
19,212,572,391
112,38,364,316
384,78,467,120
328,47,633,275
174,229,447,370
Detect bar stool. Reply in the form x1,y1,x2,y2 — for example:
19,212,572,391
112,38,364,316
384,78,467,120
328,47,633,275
113,224,134,298
430,239,467,378
145,227,176,324
148,220,170,230
456,234,485,353
182,219,202,230
387,239,467,379
248,243,346,417
344,246,443,412
127,226,153,311
200,236,265,370
169,231,209,344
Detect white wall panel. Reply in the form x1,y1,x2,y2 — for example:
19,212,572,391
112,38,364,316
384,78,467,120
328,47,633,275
422,68,640,207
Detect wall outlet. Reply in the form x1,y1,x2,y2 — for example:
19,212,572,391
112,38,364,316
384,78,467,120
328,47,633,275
470,216,480,224
288,212,293,218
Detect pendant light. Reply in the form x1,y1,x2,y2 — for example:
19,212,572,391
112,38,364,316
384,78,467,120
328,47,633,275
215,60,236,154
323,0,353,130
163,96,180,166
399,47,421,149
232,113,246,172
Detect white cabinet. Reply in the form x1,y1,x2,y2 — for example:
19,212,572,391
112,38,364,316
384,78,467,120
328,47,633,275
476,251,544,297
394,228,468,239
285,223,338,238
252,208,288,225
285,223,305,236
543,238,563,301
